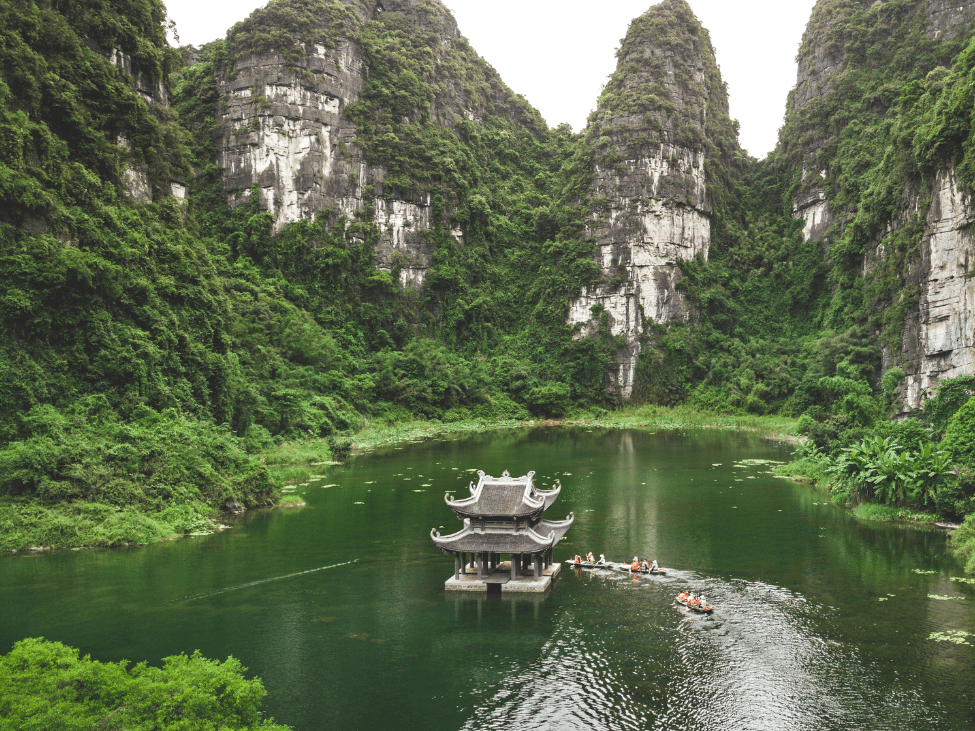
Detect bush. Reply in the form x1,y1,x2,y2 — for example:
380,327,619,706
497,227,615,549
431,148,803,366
0,402,271,511
829,436,952,507
869,417,933,452
942,397,975,468
923,376,975,437
931,468,975,521
0,638,291,730
950,512,975,575
525,382,572,418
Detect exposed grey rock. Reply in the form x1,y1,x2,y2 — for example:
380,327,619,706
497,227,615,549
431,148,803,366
568,0,724,397
898,169,975,408
109,48,185,202
211,0,474,290
222,499,245,515
927,0,975,38
790,1,975,403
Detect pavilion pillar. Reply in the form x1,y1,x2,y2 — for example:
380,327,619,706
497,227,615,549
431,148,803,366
510,554,518,580
460,552,466,574
477,552,486,579
533,555,541,580
454,554,460,580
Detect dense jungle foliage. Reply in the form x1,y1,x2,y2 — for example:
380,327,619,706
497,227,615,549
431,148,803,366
0,638,290,730
3,0,975,563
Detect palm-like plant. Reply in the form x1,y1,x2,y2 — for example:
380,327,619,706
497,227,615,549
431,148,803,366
832,436,953,507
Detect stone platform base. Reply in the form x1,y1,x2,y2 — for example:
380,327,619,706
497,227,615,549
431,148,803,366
445,561,560,594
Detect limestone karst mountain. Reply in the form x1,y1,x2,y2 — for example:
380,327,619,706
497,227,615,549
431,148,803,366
6,0,975,547
565,0,741,397
778,0,975,410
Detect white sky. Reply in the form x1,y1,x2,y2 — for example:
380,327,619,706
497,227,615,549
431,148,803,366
163,0,817,158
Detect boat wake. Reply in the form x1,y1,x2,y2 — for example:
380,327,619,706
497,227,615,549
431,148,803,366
174,559,358,603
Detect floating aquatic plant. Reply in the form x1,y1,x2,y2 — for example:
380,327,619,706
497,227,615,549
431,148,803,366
913,569,938,575
928,594,963,600
928,630,972,644
951,577,975,585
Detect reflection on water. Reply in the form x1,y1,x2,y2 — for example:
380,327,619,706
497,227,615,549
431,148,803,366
1,427,974,730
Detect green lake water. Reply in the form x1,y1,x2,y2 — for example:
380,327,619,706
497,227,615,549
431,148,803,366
3,427,975,730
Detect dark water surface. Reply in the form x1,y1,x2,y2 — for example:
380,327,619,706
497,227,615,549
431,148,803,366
3,428,975,730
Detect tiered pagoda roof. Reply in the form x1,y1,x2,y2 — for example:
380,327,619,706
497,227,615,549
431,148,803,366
444,470,561,519
431,470,573,556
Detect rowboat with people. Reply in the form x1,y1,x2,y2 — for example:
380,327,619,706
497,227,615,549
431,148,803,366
676,592,713,614
565,552,613,569
615,563,667,575
564,559,613,569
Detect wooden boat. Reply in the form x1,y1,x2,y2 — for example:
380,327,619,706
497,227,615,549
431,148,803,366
615,563,667,575
564,560,613,569
676,597,713,614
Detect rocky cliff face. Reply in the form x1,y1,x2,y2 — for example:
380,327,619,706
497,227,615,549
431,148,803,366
899,170,975,407
567,0,734,397
110,47,187,203
927,0,975,37
212,0,439,288
206,0,534,290
787,0,975,406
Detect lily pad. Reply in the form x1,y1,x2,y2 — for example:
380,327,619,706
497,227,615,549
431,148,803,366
929,630,972,644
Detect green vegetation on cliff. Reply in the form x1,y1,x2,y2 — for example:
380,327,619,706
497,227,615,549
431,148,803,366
3,0,975,567
0,0,606,551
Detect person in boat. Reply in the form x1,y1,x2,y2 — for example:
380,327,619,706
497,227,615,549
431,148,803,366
699,595,708,608
586,552,595,563
641,559,651,572
631,556,640,571
650,559,659,571
687,593,695,605
597,554,606,565
574,554,582,565
692,595,702,607
677,591,688,602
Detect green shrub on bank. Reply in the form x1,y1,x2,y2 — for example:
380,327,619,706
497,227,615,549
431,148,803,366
0,400,270,512
0,399,271,550
0,638,290,730
0,499,210,552
941,398,975,468
829,436,953,507
951,513,975,574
